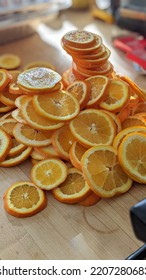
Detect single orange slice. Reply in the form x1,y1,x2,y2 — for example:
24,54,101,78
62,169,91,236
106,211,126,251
21,97,64,130
52,167,91,204
0,146,32,167
17,67,61,91
66,80,90,110
13,123,53,147
85,75,109,107
99,79,130,113
0,128,12,162
0,54,21,70
62,30,96,48
121,115,146,130
3,181,47,217
69,141,87,170
51,125,75,161
113,126,146,150
0,118,17,136
0,87,20,106
81,145,133,197
118,132,146,183
31,158,68,190
33,90,80,121
8,138,26,157
0,69,12,90
69,109,116,148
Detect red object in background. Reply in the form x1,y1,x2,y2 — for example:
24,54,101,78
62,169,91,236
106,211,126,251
126,40,146,69
113,35,146,69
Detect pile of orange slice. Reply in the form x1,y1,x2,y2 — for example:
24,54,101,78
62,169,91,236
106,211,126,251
61,30,113,86
1,29,146,218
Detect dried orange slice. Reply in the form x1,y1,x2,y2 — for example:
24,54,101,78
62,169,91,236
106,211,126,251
15,95,29,109
34,145,59,159
13,123,53,147
69,109,116,148
121,115,146,130
0,87,20,106
52,167,91,204
21,97,64,130
0,118,17,136
99,79,130,113
3,181,47,217
33,90,80,121
9,82,21,95
85,75,109,108
118,132,146,183
23,61,56,71
52,125,75,161
79,191,101,206
69,141,87,170
113,126,146,150
0,128,12,162
17,67,61,91
30,149,46,161
31,158,68,190
81,145,133,197
0,101,14,113
0,69,12,90
62,30,96,48
0,146,32,167
8,138,26,157
62,68,76,88
0,54,21,70
12,109,27,124
66,80,90,110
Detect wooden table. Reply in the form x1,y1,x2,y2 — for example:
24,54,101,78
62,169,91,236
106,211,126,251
0,9,146,260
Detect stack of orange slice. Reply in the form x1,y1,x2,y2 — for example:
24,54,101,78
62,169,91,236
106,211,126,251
61,30,113,83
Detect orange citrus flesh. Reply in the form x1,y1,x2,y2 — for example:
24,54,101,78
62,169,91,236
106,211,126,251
3,181,47,217
0,54,21,70
52,168,92,204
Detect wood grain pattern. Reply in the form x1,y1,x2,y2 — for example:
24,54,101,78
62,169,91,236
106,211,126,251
0,9,145,260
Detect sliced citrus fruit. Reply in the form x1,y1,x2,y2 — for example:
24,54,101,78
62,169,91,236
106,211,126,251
21,97,64,130
62,30,96,48
51,125,75,161
0,118,17,136
8,138,26,157
13,123,53,147
62,68,76,88
52,167,91,204
23,61,56,71
0,128,12,162
69,109,116,148
81,145,133,197
30,149,46,161
119,75,146,101
79,191,101,206
31,158,68,190
33,90,80,121
17,67,61,91
121,115,146,130
73,61,113,77
0,101,14,113
9,82,21,95
113,126,146,150
3,181,47,217
100,109,122,134
69,141,87,170
0,87,20,106
118,132,146,183
99,79,130,113
117,104,131,123
0,146,32,167
11,109,27,124
0,54,21,70
15,95,29,109
0,69,12,90
85,75,109,107
34,145,59,159
66,80,90,110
